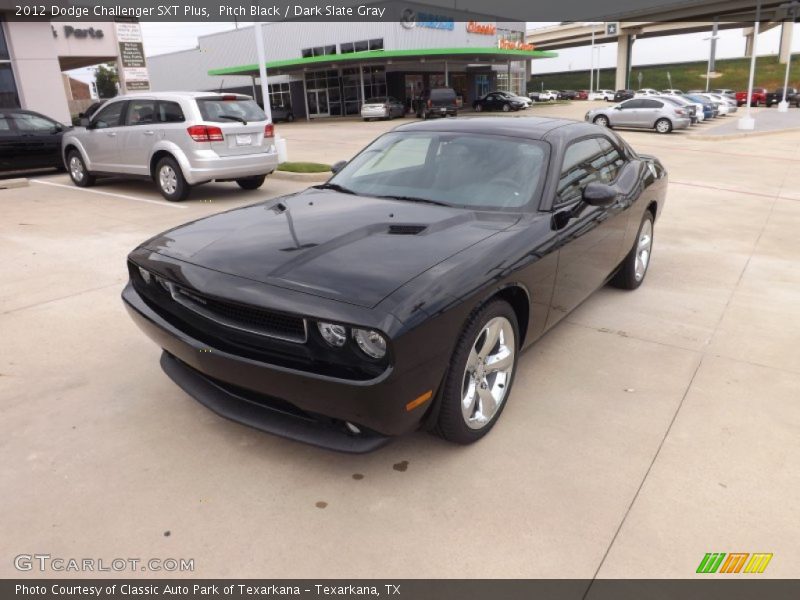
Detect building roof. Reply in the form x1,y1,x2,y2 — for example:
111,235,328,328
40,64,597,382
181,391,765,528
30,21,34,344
208,47,557,77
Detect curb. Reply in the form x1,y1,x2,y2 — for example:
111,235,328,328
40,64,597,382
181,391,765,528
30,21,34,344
271,170,331,183
689,125,800,141
0,178,29,190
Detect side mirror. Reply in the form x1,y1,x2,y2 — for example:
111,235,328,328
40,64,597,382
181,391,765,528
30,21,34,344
330,160,347,174
54,123,64,133
79,117,91,127
582,181,617,207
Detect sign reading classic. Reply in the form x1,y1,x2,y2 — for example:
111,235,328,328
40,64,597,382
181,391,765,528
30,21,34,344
466,22,496,35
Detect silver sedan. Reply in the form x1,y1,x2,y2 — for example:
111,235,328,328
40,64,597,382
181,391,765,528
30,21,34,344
585,97,692,134
361,97,406,121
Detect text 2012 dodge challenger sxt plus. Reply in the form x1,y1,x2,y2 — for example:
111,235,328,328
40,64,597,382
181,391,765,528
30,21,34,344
123,117,667,452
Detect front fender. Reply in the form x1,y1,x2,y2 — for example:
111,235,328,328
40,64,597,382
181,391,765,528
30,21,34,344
61,134,91,170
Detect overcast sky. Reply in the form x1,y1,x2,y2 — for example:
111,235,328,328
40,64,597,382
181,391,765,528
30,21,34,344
68,22,799,84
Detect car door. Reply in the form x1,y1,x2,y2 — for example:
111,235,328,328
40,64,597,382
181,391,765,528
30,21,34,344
638,99,664,127
546,137,630,327
610,99,641,126
9,111,63,169
82,100,127,171
117,98,157,176
0,113,25,170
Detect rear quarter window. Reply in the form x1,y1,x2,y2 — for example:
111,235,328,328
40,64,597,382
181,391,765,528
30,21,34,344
196,98,266,123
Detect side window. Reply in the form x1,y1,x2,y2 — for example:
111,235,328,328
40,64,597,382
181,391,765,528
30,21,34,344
556,138,606,206
642,100,663,109
595,137,626,183
0,115,11,131
92,102,125,129
157,101,185,123
126,100,156,126
12,112,56,132
620,99,642,109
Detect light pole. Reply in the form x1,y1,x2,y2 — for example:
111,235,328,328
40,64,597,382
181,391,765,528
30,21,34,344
704,33,720,92
583,22,602,92
778,3,798,112
739,0,762,130
594,45,605,91
254,21,272,123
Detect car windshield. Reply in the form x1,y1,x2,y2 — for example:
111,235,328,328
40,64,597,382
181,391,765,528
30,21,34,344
328,131,548,210
196,97,266,123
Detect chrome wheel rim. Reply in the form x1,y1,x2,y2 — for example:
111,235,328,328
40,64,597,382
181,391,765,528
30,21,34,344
596,117,608,127
159,165,177,195
69,156,83,181
635,219,653,282
502,104,510,112
461,317,515,430
656,120,670,133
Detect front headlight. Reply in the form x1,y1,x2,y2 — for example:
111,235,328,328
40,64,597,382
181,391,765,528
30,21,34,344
318,322,347,347
137,266,151,284
352,328,387,359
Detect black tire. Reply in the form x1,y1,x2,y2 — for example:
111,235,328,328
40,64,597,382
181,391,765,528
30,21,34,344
474,104,483,112
66,150,95,187
502,103,511,112
611,211,655,290
655,118,673,134
593,115,610,127
434,300,519,445
236,175,266,190
155,156,190,202
286,113,295,122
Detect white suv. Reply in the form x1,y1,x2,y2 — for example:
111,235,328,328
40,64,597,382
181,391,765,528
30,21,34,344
62,92,279,201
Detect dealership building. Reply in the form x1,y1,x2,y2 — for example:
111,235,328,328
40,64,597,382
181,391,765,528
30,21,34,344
147,17,556,119
0,17,151,123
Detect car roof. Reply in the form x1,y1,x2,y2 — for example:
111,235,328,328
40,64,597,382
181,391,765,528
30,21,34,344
393,116,597,141
103,91,253,101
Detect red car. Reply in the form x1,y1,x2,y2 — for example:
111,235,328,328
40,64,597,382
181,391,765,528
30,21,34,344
576,90,589,100
735,87,769,107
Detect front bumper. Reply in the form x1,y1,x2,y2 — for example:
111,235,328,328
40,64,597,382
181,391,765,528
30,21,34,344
183,147,279,185
673,117,692,130
122,283,443,450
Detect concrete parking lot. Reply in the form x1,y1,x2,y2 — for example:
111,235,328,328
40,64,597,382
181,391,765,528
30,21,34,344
1,101,799,579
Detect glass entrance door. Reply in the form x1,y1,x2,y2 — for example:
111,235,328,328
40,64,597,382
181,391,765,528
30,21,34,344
306,89,330,118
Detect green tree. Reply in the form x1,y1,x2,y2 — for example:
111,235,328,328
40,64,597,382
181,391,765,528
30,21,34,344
95,64,118,99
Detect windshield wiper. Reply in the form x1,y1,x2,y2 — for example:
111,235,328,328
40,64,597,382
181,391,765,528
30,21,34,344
313,183,357,195
218,115,247,124
376,195,451,207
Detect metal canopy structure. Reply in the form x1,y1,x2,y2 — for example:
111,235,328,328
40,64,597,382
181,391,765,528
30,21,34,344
208,47,556,78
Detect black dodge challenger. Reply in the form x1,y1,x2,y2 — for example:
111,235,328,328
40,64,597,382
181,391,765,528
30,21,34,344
123,117,667,452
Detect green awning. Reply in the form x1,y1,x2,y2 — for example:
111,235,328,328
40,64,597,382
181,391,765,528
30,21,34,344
209,47,557,77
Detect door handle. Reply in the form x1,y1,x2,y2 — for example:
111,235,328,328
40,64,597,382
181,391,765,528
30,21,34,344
143,130,155,136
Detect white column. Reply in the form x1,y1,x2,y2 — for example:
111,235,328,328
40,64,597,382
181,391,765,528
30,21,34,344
589,29,595,93
359,64,366,108
779,19,796,112
302,71,310,122
739,0,762,130
254,22,272,122
615,34,630,91
444,60,449,86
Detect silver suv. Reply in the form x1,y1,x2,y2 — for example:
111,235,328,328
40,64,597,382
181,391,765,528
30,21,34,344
585,97,692,134
62,92,279,201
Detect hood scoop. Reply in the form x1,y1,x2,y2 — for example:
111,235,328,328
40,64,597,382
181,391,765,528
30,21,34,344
388,224,428,235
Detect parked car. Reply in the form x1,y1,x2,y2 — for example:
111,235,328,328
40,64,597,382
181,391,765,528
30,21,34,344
736,87,769,107
614,89,635,102
473,92,524,112
700,93,737,114
62,91,278,201
681,95,715,120
662,89,684,95
575,90,589,100
122,116,668,451
586,97,692,133
271,104,295,122
416,88,458,119
0,109,68,172
711,88,736,99
494,90,532,108
656,95,700,124
559,90,578,100
634,88,660,97
361,96,405,121
529,90,557,102
589,89,615,101
771,87,800,107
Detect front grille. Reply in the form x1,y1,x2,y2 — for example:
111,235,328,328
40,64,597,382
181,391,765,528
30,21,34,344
167,283,307,343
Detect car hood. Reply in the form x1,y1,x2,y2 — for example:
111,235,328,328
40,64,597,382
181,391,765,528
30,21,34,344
144,188,519,308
